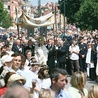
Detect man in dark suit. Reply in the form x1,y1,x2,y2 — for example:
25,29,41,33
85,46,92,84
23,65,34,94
56,40,67,69
79,37,87,72
24,39,35,56
12,39,24,54
47,38,55,74
63,38,72,75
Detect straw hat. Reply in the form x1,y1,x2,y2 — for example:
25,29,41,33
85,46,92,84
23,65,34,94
5,72,26,85
7,73,26,85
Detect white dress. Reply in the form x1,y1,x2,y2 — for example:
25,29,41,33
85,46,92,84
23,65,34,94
17,67,38,88
35,45,48,65
33,77,51,98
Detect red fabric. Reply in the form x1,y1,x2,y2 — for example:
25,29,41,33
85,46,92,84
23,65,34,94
0,87,7,97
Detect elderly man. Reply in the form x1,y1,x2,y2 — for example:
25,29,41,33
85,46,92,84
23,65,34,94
12,39,24,54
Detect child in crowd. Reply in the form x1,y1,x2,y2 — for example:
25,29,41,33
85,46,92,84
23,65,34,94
39,89,55,98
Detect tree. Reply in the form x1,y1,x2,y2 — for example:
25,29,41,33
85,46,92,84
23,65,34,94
0,2,4,25
75,0,98,30
59,0,98,30
0,2,12,28
59,0,82,24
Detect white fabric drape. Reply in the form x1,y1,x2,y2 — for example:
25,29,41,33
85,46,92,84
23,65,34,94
86,48,91,64
18,12,55,28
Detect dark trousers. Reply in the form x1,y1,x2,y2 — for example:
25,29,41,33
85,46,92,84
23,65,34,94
70,59,80,74
66,59,71,75
79,58,86,72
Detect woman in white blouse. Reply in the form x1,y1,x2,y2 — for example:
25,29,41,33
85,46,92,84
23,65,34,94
68,71,88,98
33,65,51,98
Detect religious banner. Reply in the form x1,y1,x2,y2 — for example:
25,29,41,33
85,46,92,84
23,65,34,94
18,12,55,28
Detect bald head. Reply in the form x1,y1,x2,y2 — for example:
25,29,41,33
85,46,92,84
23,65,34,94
3,85,30,98
16,39,21,46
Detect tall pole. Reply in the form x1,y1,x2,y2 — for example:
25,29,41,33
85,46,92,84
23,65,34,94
54,3,57,39
38,0,41,17
58,0,61,30
15,7,19,39
64,0,66,34
52,3,54,33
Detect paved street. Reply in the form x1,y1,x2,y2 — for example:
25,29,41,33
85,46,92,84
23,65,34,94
66,77,98,90
85,79,98,90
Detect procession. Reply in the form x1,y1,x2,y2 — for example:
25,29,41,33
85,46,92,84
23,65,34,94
0,0,98,98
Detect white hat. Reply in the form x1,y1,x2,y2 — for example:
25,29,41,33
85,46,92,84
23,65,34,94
1,55,13,64
6,51,14,56
8,74,26,85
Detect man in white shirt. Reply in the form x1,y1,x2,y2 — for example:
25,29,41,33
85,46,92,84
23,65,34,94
69,40,80,74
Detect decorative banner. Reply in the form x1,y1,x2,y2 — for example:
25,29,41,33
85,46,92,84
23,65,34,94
18,12,55,28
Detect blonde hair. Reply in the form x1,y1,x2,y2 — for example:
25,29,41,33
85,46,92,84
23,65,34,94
70,71,86,90
88,85,98,98
39,89,55,98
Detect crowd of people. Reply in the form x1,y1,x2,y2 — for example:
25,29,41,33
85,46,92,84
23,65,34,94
0,26,98,98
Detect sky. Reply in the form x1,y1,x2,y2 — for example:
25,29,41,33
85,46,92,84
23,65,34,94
30,0,58,5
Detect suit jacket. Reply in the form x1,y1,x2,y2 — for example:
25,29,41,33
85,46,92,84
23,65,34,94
79,43,87,58
12,44,22,53
57,45,66,63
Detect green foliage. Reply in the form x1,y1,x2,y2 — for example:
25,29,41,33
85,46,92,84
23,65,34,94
59,0,82,23
0,2,12,28
75,0,98,30
59,0,98,30
0,2,4,24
